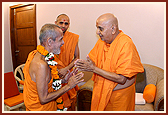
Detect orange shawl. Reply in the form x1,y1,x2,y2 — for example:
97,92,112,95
89,30,144,111
57,31,79,69
23,50,57,111
55,31,79,108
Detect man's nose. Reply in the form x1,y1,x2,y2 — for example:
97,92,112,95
96,29,100,35
62,23,66,27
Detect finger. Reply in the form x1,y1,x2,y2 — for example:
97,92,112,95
76,79,84,84
73,68,78,74
86,55,91,62
74,69,78,75
75,63,86,68
77,68,92,72
74,72,81,78
67,70,70,73
74,59,83,64
75,65,87,70
74,59,80,64
66,70,70,76
74,72,83,77
75,72,84,80
76,59,86,64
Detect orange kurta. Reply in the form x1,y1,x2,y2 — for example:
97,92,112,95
23,50,57,111
89,30,144,111
55,31,79,108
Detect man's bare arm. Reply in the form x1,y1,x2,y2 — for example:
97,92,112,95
113,76,135,91
75,56,127,84
74,56,135,90
35,61,83,104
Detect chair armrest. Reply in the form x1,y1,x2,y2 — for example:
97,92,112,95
154,79,164,111
19,80,24,85
14,75,22,82
15,76,24,85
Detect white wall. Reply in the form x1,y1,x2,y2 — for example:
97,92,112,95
3,2,165,73
37,3,165,69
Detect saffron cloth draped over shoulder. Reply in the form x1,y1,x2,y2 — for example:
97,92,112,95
57,31,79,69
23,50,57,111
54,31,79,108
89,30,144,111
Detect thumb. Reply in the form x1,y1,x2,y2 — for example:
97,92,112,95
86,55,91,62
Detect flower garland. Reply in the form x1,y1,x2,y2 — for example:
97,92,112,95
37,45,67,111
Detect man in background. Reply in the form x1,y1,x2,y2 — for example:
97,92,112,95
55,14,80,111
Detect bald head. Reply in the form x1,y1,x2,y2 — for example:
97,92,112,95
55,14,70,33
97,13,119,29
56,14,70,22
96,13,120,44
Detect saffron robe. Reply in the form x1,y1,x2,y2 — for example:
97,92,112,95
89,30,144,111
23,50,57,111
55,31,79,108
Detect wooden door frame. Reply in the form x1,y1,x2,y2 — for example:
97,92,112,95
10,4,37,69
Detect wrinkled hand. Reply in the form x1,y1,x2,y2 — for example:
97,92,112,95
67,72,84,88
62,68,79,83
58,67,69,78
74,55,95,72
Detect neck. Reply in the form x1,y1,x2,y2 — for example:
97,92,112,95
114,30,120,38
110,30,120,44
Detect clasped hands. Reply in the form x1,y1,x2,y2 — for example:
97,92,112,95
62,68,84,88
59,55,95,88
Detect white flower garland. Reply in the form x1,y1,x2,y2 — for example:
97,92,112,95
44,52,62,91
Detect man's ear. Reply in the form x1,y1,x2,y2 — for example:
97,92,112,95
111,25,117,34
46,37,52,46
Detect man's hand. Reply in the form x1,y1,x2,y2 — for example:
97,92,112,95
62,68,78,83
74,55,95,72
67,72,84,88
58,67,69,78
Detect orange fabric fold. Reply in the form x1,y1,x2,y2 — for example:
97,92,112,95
89,30,144,111
59,31,79,69
105,83,135,111
23,50,57,111
56,31,79,108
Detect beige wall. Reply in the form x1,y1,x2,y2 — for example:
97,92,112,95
3,2,165,73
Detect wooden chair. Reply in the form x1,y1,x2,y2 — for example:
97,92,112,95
14,64,25,92
4,72,24,111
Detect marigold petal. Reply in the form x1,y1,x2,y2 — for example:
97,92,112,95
56,97,63,103
57,104,64,109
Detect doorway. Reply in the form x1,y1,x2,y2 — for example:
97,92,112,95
10,4,37,69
